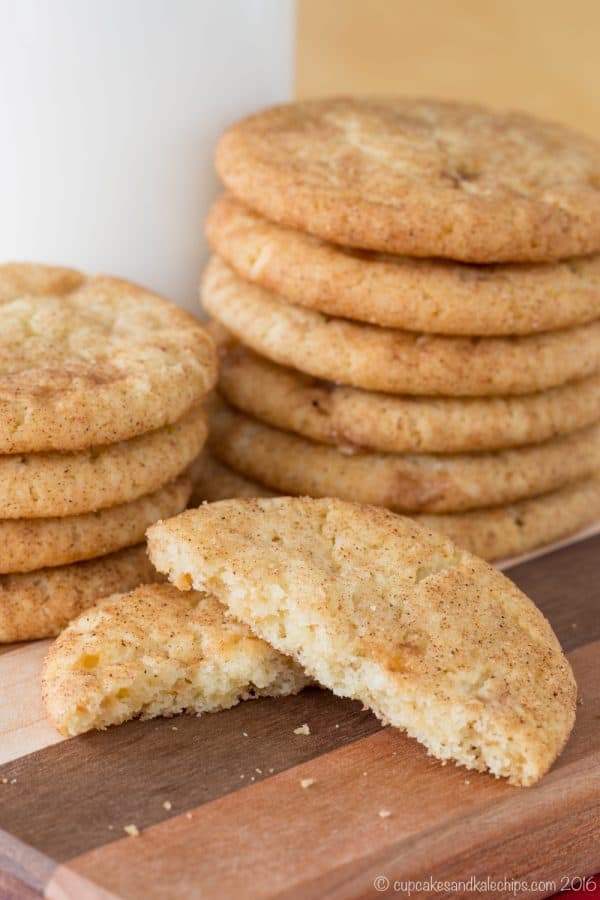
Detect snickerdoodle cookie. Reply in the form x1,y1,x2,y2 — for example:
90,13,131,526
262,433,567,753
189,451,600,562
216,98,600,262
215,330,600,453
202,258,600,396
208,398,600,513
0,405,206,519
0,263,217,453
42,583,308,737
208,195,600,335
147,497,576,785
0,545,160,642
0,475,190,574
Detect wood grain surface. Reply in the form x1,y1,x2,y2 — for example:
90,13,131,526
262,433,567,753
63,640,600,900
0,534,598,899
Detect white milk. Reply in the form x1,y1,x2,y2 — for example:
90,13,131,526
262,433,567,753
0,0,294,312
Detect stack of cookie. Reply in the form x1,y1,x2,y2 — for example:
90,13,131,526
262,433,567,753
199,98,600,561
0,263,216,642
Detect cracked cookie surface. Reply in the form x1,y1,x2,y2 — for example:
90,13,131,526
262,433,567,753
0,263,217,453
216,97,600,262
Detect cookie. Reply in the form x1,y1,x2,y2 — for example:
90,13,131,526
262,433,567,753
147,497,576,785
207,195,600,336
190,451,600,562
203,258,600,396
208,398,600,513
419,477,600,562
41,583,309,737
216,97,600,263
0,404,207,519
0,545,160,642
0,263,217,454
216,332,600,453
0,476,190,575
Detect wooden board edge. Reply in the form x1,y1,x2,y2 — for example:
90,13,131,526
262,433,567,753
281,760,600,899
0,828,55,895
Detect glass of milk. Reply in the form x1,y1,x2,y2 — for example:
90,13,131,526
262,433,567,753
0,0,294,312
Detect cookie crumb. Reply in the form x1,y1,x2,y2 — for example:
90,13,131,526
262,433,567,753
255,767,262,774
300,778,315,789
124,824,140,837
268,767,275,773
294,723,310,735
242,731,248,737
162,800,172,811
171,726,178,731
464,779,470,785
378,809,391,819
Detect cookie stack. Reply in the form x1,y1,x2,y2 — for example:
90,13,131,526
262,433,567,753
0,263,217,642
199,98,600,561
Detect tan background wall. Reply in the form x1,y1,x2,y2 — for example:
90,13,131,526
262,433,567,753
296,0,600,138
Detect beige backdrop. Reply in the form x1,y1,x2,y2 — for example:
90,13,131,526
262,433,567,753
296,0,600,138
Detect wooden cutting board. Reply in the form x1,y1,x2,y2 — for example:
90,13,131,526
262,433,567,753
0,535,598,900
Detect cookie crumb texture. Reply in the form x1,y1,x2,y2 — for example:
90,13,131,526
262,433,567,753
41,583,309,736
148,497,576,786
216,97,600,262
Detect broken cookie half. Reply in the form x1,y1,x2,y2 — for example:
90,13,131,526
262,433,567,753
41,582,309,737
147,497,576,787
